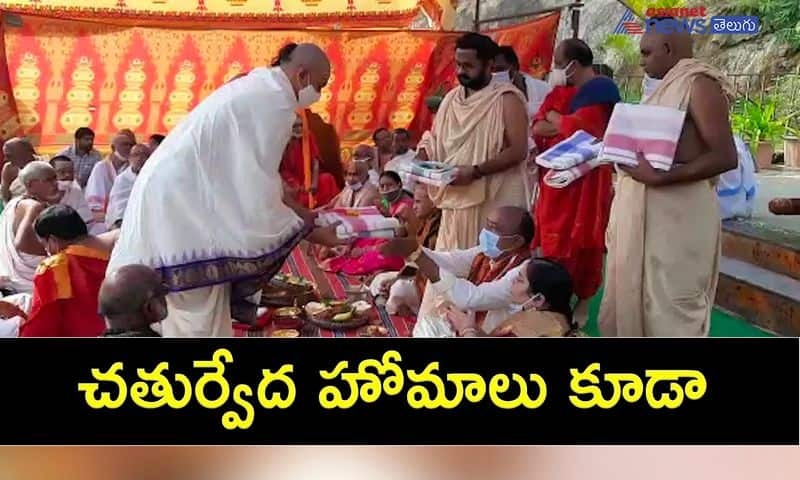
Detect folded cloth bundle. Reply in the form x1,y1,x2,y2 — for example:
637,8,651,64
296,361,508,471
536,130,602,170
600,103,686,171
544,157,607,188
399,161,457,187
315,206,401,239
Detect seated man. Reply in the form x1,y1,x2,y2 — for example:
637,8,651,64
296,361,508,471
18,205,116,337
0,161,59,296
326,159,380,209
49,156,106,235
100,264,168,337
85,130,135,225
352,143,379,185
383,128,418,191
1,137,37,203
106,143,151,229
148,134,165,152
370,183,441,315
381,205,534,336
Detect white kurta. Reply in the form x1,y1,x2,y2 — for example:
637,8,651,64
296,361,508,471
58,181,106,235
85,158,124,223
108,66,306,337
105,168,137,228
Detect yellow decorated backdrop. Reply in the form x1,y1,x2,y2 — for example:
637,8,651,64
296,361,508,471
0,12,560,154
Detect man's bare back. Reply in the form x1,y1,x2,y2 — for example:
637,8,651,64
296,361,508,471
12,198,47,257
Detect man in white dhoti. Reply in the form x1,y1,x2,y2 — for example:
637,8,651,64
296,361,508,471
106,144,151,229
108,43,344,337
85,130,135,225
0,162,59,296
1,138,37,203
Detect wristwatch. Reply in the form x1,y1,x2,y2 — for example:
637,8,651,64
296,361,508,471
472,165,484,180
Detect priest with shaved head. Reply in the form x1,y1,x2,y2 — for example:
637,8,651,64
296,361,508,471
108,43,348,337
600,22,737,337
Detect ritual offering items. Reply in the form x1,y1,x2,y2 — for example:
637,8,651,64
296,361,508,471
271,329,300,338
305,299,369,330
399,161,457,187
261,273,317,307
359,325,389,337
272,306,305,330
315,207,400,239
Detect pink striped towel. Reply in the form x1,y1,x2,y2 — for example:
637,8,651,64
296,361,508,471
315,207,400,239
600,103,686,171
544,157,605,188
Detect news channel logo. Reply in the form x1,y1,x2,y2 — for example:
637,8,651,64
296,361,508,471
613,9,760,35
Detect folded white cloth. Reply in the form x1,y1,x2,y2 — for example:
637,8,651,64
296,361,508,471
412,314,456,338
399,161,457,188
600,103,686,171
315,206,400,239
536,130,602,170
544,157,607,188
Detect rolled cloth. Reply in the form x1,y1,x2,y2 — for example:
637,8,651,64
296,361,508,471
600,103,686,171
599,58,733,337
536,130,601,170
315,206,400,239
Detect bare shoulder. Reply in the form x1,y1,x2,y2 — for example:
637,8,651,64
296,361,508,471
690,75,729,111
18,198,46,216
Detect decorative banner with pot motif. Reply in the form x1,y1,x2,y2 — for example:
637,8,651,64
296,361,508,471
0,12,560,154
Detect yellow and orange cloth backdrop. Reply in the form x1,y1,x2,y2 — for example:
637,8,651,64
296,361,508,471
0,11,559,156
0,0,458,29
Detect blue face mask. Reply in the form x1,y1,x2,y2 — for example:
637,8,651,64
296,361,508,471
479,228,504,259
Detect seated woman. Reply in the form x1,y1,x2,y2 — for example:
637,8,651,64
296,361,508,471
369,183,441,316
446,258,577,337
280,113,339,208
320,171,413,276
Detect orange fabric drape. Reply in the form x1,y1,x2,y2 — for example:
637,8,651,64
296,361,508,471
0,13,560,153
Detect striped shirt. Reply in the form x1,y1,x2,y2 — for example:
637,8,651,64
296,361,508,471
56,145,102,188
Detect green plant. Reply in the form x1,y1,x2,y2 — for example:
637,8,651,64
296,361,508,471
599,34,640,71
729,0,800,49
731,98,787,146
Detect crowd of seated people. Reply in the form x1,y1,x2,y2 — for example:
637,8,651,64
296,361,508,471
0,128,166,336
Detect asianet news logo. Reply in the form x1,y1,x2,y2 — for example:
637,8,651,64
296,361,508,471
613,8,759,35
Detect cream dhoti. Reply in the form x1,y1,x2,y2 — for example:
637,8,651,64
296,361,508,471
108,67,309,337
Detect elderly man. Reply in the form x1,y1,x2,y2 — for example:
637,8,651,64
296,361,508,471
100,264,168,337
600,23,737,337
1,137,37,203
352,143,379,185
85,130,135,224
49,156,107,236
56,127,102,188
0,162,60,295
327,159,379,209
383,128,418,191
373,128,393,172
108,43,346,337
382,205,533,336
18,205,116,337
106,143,151,229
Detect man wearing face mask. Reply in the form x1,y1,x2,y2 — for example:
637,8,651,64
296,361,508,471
382,206,533,336
326,160,379,209
85,130,135,225
105,143,152,230
493,46,552,122
600,24,737,337
100,264,169,337
107,43,349,337
18,205,117,337
530,39,620,326
352,143,380,185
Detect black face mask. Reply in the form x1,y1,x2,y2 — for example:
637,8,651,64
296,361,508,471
458,71,491,90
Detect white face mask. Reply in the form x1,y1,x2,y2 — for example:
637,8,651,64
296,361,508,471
641,74,662,102
493,71,512,84
547,60,575,88
349,182,363,192
298,76,321,108
508,293,543,314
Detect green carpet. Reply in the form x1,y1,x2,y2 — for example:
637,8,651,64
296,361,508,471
581,284,774,337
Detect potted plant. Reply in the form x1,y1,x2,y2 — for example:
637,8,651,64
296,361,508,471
731,99,786,168
782,123,800,168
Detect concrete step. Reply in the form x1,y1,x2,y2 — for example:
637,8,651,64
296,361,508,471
721,219,800,281
716,256,800,336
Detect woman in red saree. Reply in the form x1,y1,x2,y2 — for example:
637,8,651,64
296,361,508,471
280,113,339,208
321,171,413,276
